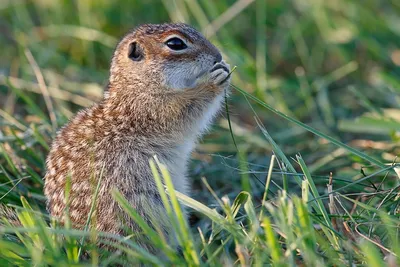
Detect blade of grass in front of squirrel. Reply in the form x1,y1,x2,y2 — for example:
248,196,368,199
173,189,245,240
111,190,175,256
152,157,200,265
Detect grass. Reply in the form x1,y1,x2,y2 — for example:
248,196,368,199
1,0,400,265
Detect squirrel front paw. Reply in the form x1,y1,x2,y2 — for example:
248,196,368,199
209,60,231,87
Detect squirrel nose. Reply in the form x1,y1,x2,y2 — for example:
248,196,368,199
213,53,222,64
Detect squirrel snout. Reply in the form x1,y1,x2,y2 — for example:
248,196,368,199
213,52,222,65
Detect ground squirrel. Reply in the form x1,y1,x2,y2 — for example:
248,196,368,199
44,23,231,251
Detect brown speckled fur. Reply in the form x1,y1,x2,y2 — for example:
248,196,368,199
44,23,231,252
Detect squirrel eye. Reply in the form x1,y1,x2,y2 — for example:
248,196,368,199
128,42,142,61
165,37,187,51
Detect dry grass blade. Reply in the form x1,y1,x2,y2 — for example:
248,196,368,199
0,110,27,131
355,222,397,257
1,75,94,107
36,25,118,48
203,0,255,37
24,49,57,134
259,155,275,220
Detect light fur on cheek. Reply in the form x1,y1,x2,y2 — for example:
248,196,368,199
162,62,198,90
162,53,216,90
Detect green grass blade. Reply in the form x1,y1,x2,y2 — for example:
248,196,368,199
359,241,386,267
150,157,200,265
297,155,340,250
111,190,173,253
233,85,385,168
262,217,282,266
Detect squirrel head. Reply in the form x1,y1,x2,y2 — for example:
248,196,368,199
108,23,223,95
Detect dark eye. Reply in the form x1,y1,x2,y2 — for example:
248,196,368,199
165,37,187,51
128,42,143,61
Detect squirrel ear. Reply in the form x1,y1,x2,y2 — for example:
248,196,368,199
128,42,143,61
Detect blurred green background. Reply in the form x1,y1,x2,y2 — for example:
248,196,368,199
0,0,399,230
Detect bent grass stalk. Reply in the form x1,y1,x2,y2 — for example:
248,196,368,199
232,84,386,169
